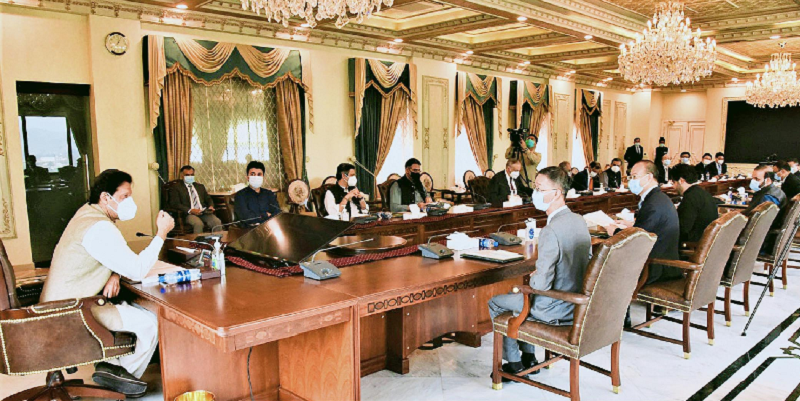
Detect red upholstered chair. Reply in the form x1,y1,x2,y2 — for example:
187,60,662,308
0,239,135,401
492,228,656,401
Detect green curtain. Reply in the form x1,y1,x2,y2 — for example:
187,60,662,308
153,102,169,182
483,100,495,170
355,87,382,197
520,103,532,131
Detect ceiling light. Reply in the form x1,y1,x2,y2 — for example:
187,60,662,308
746,42,800,108
731,77,739,82
523,61,531,65
393,38,403,43
569,70,576,74
466,50,474,55
301,23,311,28
241,0,390,28
517,16,528,22
584,35,593,40
176,3,188,8
771,35,781,40
681,89,687,92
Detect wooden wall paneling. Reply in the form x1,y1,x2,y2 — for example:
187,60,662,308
158,317,280,401
553,93,572,164
422,76,450,187
279,319,357,401
614,102,627,163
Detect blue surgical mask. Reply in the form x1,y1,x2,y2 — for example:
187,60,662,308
749,179,762,192
184,176,195,185
629,178,644,195
532,189,555,211
526,139,536,148
774,175,782,183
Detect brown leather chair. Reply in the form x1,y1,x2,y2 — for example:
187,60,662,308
463,170,476,189
0,239,135,401
420,172,434,196
285,179,310,214
629,212,747,359
719,203,779,325
311,183,335,217
491,228,656,401
468,176,491,204
322,176,337,186
484,169,495,179
753,194,800,294
377,178,397,211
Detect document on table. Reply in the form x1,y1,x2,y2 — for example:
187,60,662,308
583,210,615,227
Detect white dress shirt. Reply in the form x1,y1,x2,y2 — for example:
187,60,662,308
506,173,518,196
324,186,369,219
81,221,164,282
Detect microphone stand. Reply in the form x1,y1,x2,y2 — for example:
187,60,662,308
299,238,374,280
211,215,267,232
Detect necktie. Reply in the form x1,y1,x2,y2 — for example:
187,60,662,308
510,176,516,195
188,184,201,210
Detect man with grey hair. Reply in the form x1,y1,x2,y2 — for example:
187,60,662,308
488,166,592,381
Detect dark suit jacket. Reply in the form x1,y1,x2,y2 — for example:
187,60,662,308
705,162,727,176
601,168,622,189
746,184,787,229
695,162,708,177
794,171,800,180
654,146,669,165
677,185,719,243
624,145,644,170
635,187,682,283
167,181,214,215
570,169,595,192
487,171,531,207
781,173,800,201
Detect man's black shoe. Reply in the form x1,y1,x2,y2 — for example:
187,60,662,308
521,352,541,375
490,362,530,383
92,362,147,398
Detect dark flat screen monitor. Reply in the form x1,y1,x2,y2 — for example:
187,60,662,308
226,214,354,264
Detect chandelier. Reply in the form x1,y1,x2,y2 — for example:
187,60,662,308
241,0,393,28
746,43,800,108
618,2,717,86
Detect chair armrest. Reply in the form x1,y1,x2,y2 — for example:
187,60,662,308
649,258,702,271
769,229,781,236
732,245,743,253
505,286,588,339
29,296,115,346
514,286,590,305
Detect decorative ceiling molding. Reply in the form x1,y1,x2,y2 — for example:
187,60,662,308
471,32,579,51
525,47,618,63
397,14,507,39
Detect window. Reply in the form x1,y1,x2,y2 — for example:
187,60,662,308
454,127,482,186
572,127,587,171
190,78,284,192
375,114,414,183
19,116,80,172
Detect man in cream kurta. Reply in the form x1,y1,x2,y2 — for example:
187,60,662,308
40,169,174,397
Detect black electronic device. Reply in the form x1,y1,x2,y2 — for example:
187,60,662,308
490,223,522,246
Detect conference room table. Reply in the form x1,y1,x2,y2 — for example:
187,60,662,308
121,178,746,401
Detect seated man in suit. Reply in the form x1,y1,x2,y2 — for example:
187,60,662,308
389,158,433,212
679,151,692,166
600,158,623,189
41,169,175,396
606,160,681,284
558,161,572,176
488,158,532,206
696,153,713,177
571,161,602,192
746,165,788,252
488,166,592,381
788,158,800,179
776,160,800,200
324,162,368,219
168,165,222,233
672,164,718,244
657,153,673,184
624,137,644,174
234,161,282,226
706,152,727,177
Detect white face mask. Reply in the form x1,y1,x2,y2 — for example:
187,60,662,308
703,159,712,165
347,175,358,187
681,158,690,164
792,166,799,173
532,189,555,211
663,159,672,166
590,171,598,177
249,176,264,189
510,170,520,179
611,166,621,173
107,194,137,221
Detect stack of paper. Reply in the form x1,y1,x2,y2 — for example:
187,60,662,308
617,208,635,222
447,232,480,251
583,211,615,228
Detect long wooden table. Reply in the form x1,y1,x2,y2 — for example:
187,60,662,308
123,179,746,400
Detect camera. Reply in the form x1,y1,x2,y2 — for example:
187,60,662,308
508,127,529,147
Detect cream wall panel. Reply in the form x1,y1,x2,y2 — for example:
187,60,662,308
614,102,627,164
421,76,449,188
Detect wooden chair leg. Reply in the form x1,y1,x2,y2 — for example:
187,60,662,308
706,303,715,345
545,349,553,369
570,358,581,401
492,331,503,390
743,281,751,316
767,263,775,296
3,386,48,401
724,287,732,327
682,312,691,359
782,259,788,290
611,341,621,394
645,303,652,328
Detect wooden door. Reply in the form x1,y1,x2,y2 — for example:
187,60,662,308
422,76,450,188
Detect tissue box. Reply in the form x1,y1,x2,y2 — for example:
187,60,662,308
503,197,523,208
451,205,474,214
447,237,480,251
403,212,427,220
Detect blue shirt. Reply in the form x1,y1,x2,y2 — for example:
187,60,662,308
234,186,281,226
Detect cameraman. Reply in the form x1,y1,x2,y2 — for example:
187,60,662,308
505,132,541,189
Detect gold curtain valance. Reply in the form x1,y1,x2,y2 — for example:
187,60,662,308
367,59,407,88
352,58,418,139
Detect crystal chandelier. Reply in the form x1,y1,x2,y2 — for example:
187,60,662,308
241,0,393,28
746,43,800,108
618,2,717,86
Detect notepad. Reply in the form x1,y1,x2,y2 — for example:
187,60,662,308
460,249,524,263
583,210,615,227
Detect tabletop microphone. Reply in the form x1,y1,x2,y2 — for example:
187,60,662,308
299,238,374,280
472,192,492,210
